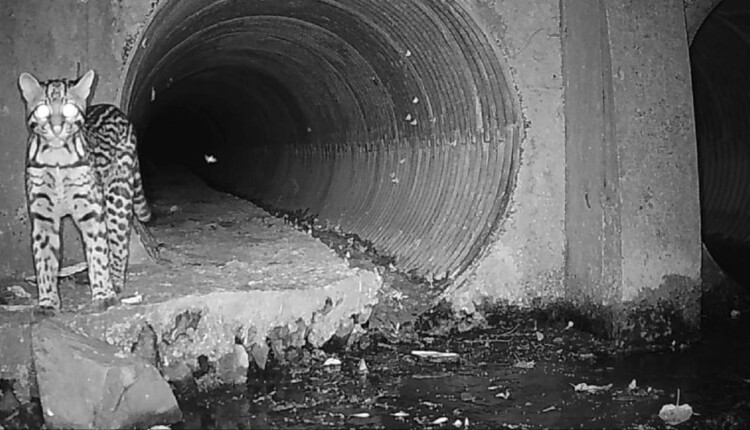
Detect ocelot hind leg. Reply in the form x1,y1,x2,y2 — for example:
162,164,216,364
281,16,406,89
105,171,135,293
73,200,118,309
29,211,62,311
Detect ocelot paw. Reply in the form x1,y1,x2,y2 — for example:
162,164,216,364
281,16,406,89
33,305,58,318
92,295,120,312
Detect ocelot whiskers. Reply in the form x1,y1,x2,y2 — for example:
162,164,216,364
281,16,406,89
18,70,151,311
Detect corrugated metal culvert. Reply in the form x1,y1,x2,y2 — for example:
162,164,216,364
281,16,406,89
692,0,750,284
125,0,521,283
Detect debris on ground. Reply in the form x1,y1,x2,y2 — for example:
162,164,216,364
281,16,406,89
23,262,87,284
411,350,460,363
513,359,536,369
572,382,613,394
659,389,694,425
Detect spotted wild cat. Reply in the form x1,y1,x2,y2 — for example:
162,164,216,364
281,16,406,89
18,70,151,311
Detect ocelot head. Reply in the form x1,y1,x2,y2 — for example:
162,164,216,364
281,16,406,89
18,70,95,165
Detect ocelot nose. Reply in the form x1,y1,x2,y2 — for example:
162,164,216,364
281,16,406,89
52,124,62,135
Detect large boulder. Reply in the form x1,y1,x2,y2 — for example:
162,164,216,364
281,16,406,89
32,319,181,429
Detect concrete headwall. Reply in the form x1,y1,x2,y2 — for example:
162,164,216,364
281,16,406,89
451,1,701,344
0,0,703,341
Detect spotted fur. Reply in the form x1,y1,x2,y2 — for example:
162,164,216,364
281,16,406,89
18,70,150,311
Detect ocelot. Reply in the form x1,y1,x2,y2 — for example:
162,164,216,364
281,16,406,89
18,70,151,312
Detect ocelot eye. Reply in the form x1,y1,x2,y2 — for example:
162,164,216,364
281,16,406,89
61,103,78,118
33,105,51,120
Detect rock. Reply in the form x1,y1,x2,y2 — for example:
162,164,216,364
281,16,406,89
32,319,182,429
131,322,160,368
0,318,34,403
249,342,269,370
216,344,249,384
0,379,20,414
162,360,192,383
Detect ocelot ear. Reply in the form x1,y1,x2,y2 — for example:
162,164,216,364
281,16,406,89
70,69,96,103
18,72,42,105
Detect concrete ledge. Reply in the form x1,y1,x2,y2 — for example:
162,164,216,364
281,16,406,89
61,268,381,368
0,268,381,398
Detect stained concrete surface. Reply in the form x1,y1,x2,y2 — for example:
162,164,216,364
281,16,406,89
0,165,383,400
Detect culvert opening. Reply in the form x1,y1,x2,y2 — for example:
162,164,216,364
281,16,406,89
124,0,520,283
691,0,750,287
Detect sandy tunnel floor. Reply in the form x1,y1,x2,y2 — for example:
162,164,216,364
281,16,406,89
2,165,374,313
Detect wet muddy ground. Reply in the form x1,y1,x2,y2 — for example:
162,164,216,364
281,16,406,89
172,307,750,430
2,168,750,429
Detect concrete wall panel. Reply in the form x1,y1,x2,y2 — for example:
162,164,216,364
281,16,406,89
607,0,701,302
449,0,566,311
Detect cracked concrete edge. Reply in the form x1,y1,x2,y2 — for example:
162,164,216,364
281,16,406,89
61,268,383,370
0,269,382,398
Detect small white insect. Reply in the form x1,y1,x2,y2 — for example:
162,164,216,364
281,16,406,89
405,113,412,121
405,49,412,57
150,87,156,101
204,154,217,164
410,119,418,126
412,96,419,104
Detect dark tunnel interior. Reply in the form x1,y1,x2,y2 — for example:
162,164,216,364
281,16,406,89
692,0,750,287
123,0,520,282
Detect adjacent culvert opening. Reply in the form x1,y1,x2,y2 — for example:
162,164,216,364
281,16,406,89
691,0,750,287
122,0,520,283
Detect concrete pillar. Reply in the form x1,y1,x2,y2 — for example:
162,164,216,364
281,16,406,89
562,0,702,345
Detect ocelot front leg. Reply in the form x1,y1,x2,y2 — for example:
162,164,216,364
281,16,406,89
27,188,62,311
71,189,118,309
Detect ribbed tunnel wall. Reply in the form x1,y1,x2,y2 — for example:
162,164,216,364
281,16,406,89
123,0,519,281
691,0,750,284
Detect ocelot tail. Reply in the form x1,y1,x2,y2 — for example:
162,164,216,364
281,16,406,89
18,70,151,312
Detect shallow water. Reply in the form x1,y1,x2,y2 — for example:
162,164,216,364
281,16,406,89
174,314,750,430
